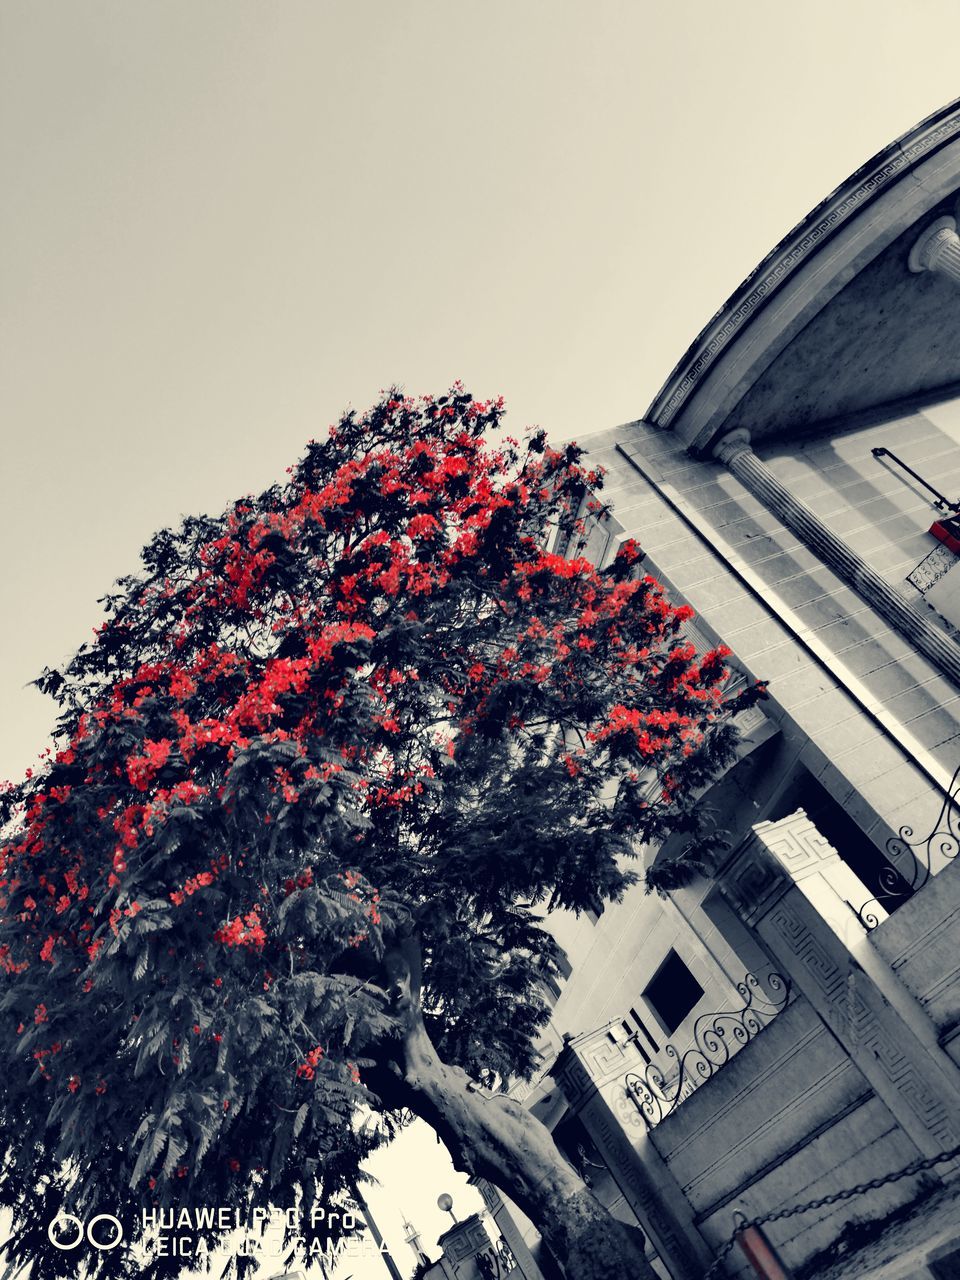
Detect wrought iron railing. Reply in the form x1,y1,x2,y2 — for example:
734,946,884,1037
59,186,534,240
856,762,960,930
623,971,791,1128
476,1238,517,1279
871,446,960,513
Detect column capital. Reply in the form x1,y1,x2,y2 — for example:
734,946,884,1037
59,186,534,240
711,427,752,466
908,215,960,279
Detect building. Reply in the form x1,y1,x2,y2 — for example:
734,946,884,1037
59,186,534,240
411,1197,539,1280
508,95,960,1280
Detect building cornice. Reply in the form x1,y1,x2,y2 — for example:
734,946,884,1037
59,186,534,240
645,96,960,452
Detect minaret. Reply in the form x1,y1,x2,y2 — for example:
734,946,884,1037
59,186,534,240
401,1211,430,1267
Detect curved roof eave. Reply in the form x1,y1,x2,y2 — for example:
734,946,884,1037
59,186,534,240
645,95,960,455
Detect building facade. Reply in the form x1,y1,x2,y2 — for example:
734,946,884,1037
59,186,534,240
509,95,960,1280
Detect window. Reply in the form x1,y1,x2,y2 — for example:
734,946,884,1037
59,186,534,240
629,1006,660,1055
551,489,625,570
643,951,704,1035
583,894,605,923
537,944,572,1004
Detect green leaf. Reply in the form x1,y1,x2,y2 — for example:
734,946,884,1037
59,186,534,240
292,1104,309,1139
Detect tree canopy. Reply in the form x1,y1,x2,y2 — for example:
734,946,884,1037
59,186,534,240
0,388,760,1279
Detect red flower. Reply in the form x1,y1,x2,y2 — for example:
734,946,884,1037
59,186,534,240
296,1045,324,1080
214,906,266,950
125,739,172,791
406,513,441,539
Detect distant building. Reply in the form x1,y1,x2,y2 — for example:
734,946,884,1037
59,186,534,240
508,95,960,1280
416,1208,535,1280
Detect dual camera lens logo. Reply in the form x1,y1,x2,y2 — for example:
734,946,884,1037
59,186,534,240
47,1214,124,1251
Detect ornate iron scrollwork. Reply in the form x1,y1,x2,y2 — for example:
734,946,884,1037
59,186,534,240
623,971,790,1128
477,1239,517,1278
856,762,960,930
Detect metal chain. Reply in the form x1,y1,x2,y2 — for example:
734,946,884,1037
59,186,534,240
701,1140,960,1279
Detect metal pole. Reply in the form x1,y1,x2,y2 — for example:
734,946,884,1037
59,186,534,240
872,447,960,511
733,1213,793,1279
351,1181,405,1280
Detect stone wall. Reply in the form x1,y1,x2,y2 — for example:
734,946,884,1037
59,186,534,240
759,410,960,755
533,414,960,1277
582,419,960,896
646,996,925,1276
871,855,960,1068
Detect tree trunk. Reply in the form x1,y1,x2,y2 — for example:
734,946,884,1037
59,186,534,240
395,1013,658,1280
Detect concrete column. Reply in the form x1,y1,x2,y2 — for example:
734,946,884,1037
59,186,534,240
721,811,960,1164
435,1216,508,1280
550,1025,713,1279
908,216,960,284
713,429,960,689
468,1180,545,1280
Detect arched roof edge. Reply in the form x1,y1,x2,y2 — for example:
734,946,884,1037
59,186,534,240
644,96,960,437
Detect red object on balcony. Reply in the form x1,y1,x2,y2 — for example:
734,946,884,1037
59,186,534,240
929,517,960,555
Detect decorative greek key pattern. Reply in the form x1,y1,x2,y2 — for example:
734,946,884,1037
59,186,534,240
767,902,844,1002
471,1177,500,1212
648,111,960,429
550,1051,595,1107
580,1034,632,1084
733,703,768,738
721,837,791,927
581,1098,701,1276
758,811,841,881
767,899,960,1147
446,1218,492,1261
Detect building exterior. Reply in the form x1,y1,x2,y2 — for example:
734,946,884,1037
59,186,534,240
414,1202,535,1280
507,95,960,1280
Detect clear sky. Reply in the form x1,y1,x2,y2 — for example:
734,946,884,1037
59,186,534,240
4,2,960,1276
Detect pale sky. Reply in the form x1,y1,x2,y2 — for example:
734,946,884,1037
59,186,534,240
4,2,960,1275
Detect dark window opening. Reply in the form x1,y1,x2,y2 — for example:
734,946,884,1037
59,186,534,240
552,1112,616,1197
540,973,562,1002
551,491,624,570
643,951,704,1035
584,895,605,923
537,944,571,1005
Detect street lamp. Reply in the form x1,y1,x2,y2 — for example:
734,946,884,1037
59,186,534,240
437,1193,458,1226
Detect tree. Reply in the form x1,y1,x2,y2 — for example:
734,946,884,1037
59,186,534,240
0,388,761,1280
